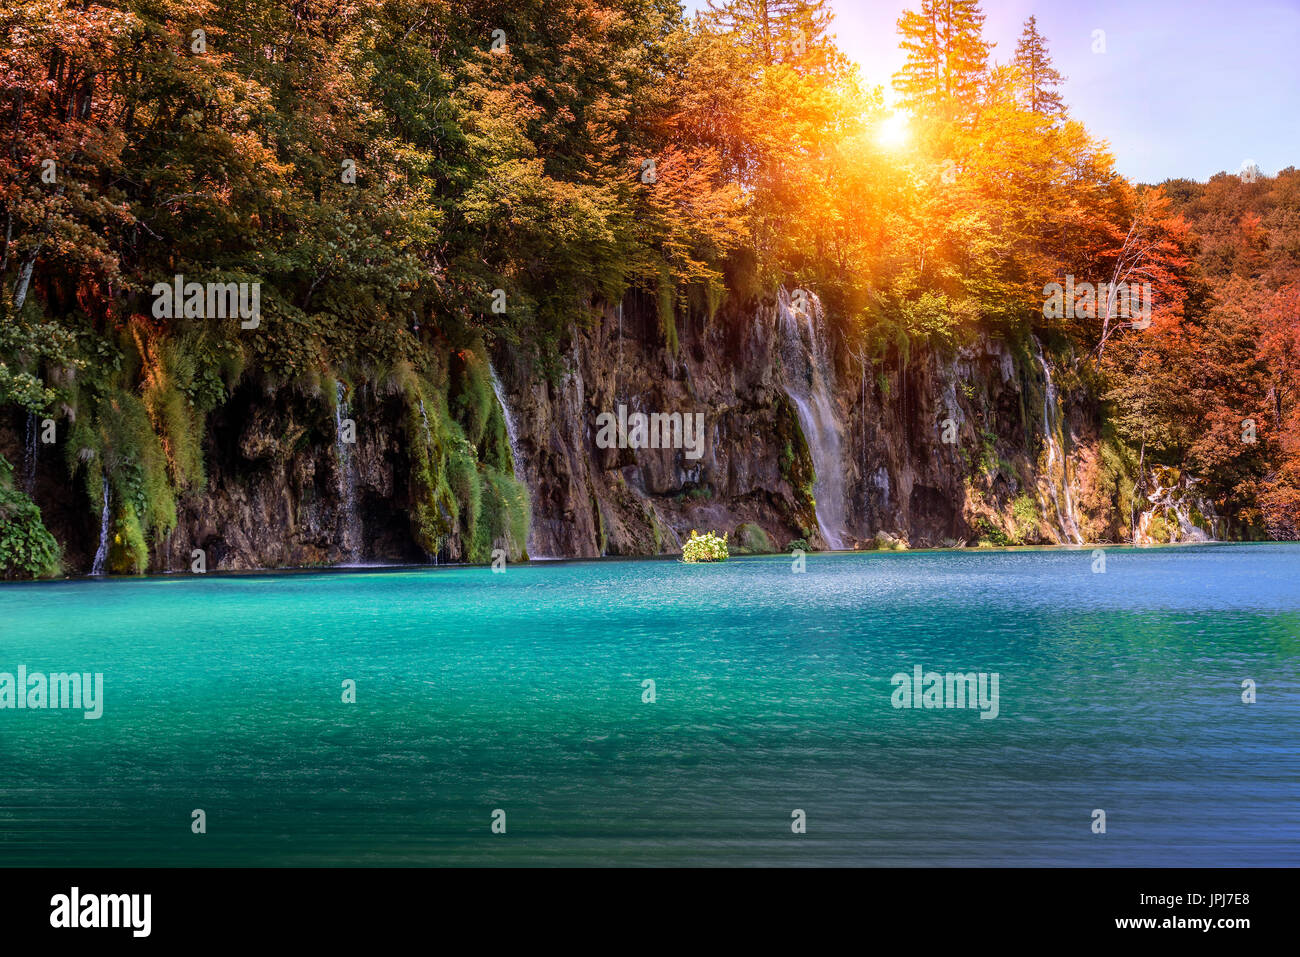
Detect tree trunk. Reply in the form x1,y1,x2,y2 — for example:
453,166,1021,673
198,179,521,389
13,245,40,310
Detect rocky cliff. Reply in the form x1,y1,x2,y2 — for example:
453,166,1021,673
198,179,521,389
493,287,1134,559
2,288,1225,575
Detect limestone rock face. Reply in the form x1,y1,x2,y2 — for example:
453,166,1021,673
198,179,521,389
4,290,1155,574
492,293,1120,558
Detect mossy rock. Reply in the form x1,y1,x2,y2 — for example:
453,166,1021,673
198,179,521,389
871,530,909,551
108,502,149,575
732,522,774,555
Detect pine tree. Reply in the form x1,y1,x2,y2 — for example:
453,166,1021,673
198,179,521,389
893,0,992,121
1014,16,1066,117
700,0,834,67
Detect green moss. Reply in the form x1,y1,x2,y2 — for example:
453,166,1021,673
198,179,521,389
403,353,530,563
64,380,177,574
450,345,496,449
648,509,664,553
404,377,459,558
1097,421,1139,521
142,335,207,492
732,522,774,554
470,467,530,562
594,495,607,556
975,518,1011,547
657,270,678,356
1010,494,1039,542
108,501,149,575
978,430,1000,477
773,394,816,520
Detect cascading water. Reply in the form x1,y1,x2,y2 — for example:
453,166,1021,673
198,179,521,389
489,364,545,558
90,480,111,576
774,288,849,550
1031,338,1083,544
1136,466,1220,543
334,382,362,563
417,398,433,450
22,411,38,494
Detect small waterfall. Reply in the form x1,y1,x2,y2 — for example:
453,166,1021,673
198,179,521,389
774,288,849,550
615,301,624,384
489,364,545,558
22,411,38,494
334,382,362,563
90,480,110,576
1136,466,1220,543
1031,338,1083,544
417,398,433,449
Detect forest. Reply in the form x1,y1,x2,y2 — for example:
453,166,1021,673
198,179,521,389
1,0,1297,578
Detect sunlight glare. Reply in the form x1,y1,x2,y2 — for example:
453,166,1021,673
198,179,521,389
875,111,911,150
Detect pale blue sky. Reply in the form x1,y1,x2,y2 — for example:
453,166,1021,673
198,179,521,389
683,0,1300,183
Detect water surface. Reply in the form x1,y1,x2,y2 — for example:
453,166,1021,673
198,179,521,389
1,543,1297,865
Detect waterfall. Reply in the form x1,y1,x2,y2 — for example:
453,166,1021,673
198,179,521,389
22,411,38,494
90,480,110,576
1136,466,1219,543
1031,338,1083,544
334,382,362,564
489,364,546,558
615,301,624,384
417,398,433,450
774,288,849,550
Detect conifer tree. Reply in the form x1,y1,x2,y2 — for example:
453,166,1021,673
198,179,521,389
893,0,992,121
700,0,833,67
1014,15,1066,117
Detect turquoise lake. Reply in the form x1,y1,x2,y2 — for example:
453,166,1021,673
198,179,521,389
1,543,1297,866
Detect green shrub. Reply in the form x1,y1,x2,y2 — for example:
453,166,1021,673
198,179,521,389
975,518,1011,547
0,457,62,579
682,529,728,562
1010,494,1039,542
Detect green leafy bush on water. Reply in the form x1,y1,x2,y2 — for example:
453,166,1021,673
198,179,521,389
682,530,728,563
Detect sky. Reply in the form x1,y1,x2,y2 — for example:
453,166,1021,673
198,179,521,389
683,0,1300,184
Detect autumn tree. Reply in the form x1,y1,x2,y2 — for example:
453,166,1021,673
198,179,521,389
893,0,992,123
698,0,834,68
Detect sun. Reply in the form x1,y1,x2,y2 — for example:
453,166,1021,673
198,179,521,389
874,111,911,150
